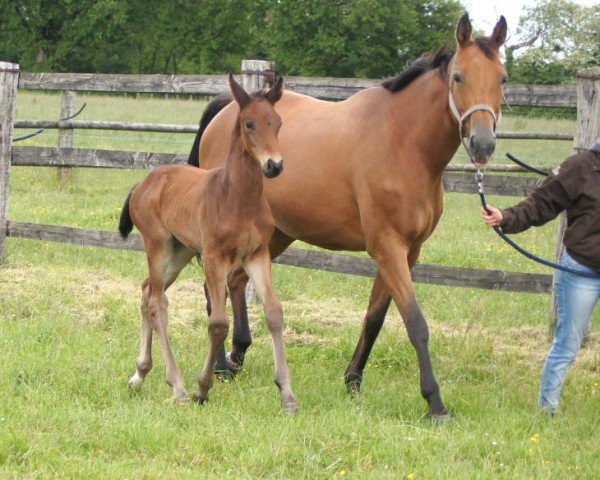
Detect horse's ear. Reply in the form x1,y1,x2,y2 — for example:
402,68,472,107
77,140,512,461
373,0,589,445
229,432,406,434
265,77,284,105
489,16,508,49
228,73,251,110
456,13,472,49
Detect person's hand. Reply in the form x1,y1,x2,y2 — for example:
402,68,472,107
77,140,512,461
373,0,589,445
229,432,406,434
481,204,503,227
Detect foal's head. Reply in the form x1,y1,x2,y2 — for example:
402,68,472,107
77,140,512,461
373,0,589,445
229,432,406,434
228,74,284,178
449,14,508,166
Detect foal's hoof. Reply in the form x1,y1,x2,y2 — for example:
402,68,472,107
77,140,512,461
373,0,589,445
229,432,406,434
282,401,298,415
192,391,209,405
429,412,452,426
128,373,144,390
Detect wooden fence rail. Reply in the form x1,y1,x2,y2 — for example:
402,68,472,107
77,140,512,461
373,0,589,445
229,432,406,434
18,72,577,107
13,119,575,142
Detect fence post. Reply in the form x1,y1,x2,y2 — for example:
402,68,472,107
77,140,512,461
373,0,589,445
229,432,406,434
240,60,276,303
0,61,19,264
241,59,276,92
550,66,600,335
57,90,76,183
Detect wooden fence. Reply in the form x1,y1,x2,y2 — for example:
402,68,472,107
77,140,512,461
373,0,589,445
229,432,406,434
1,60,599,295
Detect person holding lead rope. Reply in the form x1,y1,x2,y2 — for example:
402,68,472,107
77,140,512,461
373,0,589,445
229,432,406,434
481,138,600,415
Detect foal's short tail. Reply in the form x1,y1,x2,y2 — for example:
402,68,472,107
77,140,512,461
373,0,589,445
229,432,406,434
118,187,136,239
187,95,232,167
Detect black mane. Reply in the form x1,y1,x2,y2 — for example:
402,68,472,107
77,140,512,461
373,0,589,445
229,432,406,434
382,37,497,94
382,47,454,93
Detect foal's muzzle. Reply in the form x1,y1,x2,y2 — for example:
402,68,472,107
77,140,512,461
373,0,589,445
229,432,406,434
263,159,283,178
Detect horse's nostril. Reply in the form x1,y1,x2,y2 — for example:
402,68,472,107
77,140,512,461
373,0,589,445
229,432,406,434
468,135,476,150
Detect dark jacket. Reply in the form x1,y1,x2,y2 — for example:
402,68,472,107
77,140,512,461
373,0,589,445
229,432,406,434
500,147,600,273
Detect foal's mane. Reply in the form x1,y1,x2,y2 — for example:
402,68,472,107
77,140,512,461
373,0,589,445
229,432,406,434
382,37,498,94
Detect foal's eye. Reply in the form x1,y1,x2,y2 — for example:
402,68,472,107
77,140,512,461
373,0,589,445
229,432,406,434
245,120,255,130
452,72,463,84
501,75,509,85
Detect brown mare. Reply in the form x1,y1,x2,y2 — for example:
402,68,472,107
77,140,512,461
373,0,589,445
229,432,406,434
119,74,297,413
189,14,508,421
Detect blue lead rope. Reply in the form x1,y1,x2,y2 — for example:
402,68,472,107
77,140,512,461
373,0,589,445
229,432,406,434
476,164,598,278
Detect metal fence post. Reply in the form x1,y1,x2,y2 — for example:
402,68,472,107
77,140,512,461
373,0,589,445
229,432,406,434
0,61,19,264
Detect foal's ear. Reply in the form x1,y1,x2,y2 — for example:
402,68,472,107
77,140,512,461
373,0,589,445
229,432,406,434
228,73,252,110
265,77,284,105
456,13,472,49
489,16,508,49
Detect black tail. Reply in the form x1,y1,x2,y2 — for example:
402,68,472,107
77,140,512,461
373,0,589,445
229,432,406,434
187,95,232,167
118,187,136,239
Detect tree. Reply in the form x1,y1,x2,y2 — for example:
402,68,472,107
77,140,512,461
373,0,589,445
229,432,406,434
510,0,600,84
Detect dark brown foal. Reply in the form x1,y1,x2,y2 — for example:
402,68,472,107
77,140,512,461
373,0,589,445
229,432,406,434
118,74,297,413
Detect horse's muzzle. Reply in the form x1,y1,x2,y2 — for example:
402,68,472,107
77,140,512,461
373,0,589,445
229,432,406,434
263,159,283,178
468,131,496,166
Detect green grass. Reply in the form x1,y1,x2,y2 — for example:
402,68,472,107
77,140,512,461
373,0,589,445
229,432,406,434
1,92,599,479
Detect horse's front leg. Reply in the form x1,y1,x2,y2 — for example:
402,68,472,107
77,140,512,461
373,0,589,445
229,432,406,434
195,256,230,405
244,248,297,414
344,272,392,394
214,229,295,378
373,242,449,421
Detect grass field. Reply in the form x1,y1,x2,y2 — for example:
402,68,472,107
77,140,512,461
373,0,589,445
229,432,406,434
1,91,598,479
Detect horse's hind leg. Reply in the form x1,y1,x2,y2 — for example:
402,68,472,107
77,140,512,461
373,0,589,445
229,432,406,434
130,238,193,403
244,249,297,414
129,278,154,390
344,272,392,394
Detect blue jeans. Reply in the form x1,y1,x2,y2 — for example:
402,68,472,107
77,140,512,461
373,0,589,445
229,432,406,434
539,251,600,413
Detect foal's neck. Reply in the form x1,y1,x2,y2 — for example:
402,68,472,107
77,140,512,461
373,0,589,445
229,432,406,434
220,122,264,206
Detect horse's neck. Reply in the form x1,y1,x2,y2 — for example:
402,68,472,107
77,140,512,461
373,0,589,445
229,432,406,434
390,70,461,176
219,127,264,206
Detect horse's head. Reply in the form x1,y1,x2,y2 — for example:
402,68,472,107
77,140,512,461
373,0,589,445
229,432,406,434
449,13,508,167
228,74,284,178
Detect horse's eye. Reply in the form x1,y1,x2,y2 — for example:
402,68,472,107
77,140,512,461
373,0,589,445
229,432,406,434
452,72,463,84
245,120,255,130
501,75,509,85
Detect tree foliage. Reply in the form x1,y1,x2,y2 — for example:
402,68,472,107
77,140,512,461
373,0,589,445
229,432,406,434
2,0,594,83
0,0,464,77
509,0,600,84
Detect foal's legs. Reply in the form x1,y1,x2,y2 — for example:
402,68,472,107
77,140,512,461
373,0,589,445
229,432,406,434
344,272,392,393
129,239,194,403
244,248,297,413
195,256,231,404
214,229,295,375
373,243,448,420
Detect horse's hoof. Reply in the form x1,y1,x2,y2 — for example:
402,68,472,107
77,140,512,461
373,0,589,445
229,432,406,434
214,369,235,382
429,412,452,426
344,372,362,396
213,352,243,380
225,352,244,374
